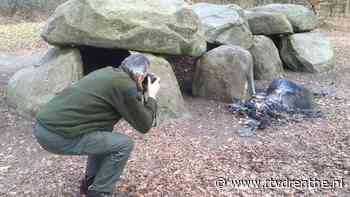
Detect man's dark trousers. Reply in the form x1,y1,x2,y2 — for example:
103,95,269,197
33,121,134,193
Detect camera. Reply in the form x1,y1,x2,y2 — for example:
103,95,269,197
142,73,157,91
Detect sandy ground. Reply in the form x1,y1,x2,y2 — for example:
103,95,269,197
0,18,350,196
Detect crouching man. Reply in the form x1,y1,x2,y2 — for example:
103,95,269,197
33,54,160,197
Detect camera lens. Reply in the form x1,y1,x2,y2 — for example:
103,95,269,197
142,73,156,91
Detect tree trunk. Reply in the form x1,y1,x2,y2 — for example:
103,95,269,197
9,0,19,16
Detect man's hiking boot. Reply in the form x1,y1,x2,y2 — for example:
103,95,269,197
86,190,112,197
79,176,95,195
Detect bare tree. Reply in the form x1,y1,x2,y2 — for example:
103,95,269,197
328,0,339,16
306,0,325,15
8,0,19,16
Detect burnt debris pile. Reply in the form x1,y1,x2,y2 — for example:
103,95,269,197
228,79,323,137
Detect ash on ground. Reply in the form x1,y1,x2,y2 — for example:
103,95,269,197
228,79,323,137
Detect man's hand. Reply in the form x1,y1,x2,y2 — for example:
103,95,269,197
147,75,160,99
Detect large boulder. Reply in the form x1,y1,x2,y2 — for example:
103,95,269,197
6,47,83,119
249,35,284,80
192,3,253,49
249,4,318,32
193,45,255,102
280,32,334,73
42,0,206,57
141,53,190,123
245,11,293,35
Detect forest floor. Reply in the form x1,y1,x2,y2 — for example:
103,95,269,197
0,16,349,196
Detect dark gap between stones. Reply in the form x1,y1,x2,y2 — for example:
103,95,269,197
269,34,283,51
78,46,197,96
78,46,131,75
206,42,221,51
268,34,294,71
165,55,198,96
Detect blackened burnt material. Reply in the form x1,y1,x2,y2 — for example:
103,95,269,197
228,79,322,137
266,79,314,111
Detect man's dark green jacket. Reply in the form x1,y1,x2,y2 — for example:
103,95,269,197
36,67,157,138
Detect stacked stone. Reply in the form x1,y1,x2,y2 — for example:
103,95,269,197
7,0,202,121
6,1,335,121
246,4,334,73
191,3,334,102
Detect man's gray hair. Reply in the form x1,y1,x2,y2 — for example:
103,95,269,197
120,53,150,79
